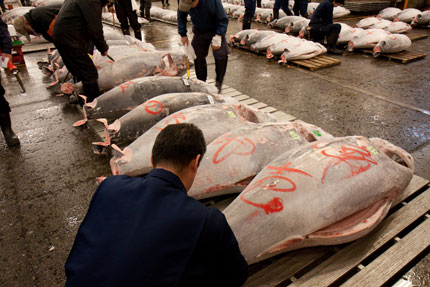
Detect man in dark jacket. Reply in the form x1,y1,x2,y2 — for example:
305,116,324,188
309,0,344,55
65,123,248,287
12,3,62,43
178,0,229,93
53,0,110,104
0,18,19,147
114,0,142,40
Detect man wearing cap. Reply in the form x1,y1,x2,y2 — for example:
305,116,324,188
53,0,110,104
309,0,344,55
177,0,229,93
13,4,62,43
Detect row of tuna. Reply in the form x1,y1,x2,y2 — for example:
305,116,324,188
84,76,414,265
223,2,350,22
230,29,326,62
377,7,430,26
340,24,412,56
37,25,191,97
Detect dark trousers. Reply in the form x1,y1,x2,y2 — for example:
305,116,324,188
310,23,341,43
56,44,100,101
274,0,292,15
191,29,230,83
115,0,141,31
140,0,151,12
0,83,10,114
293,0,308,18
244,0,256,20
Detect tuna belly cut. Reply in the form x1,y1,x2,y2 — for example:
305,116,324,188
257,194,394,263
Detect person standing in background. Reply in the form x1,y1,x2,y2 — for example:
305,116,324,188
114,0,142,40
0,17,19,147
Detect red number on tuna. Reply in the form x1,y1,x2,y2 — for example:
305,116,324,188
212,135,256,164
119,81,134,93
240,163,312,215
154,112,186,131
320,145,378,184
143,100,163,115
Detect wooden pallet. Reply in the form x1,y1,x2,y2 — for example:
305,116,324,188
232,44,341,71
289,55,341,71
406,32,429,42
362,49,427,64
206,175,430,287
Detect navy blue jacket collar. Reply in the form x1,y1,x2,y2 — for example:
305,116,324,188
148,168,187,194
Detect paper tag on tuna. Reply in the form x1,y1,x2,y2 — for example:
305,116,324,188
207,95,215,104
312,130,322,137
227,111,236,118
288,129,300,140
366,145,379,155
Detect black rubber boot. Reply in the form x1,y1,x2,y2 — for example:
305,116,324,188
0,112,19,147
134,29,142,41
242,17,252,30
215,57,228,93
122,28,130,36
273,9,279,20
326,32,343,55
145,8,151,21
82,81,100,104
194,58,207,82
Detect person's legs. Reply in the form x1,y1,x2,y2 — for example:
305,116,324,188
115,0,130,35
213,36,230,93
323,23,343,54
191,30,211,82
144,0,152,20
273,0,280,20
243,0,256,30
300,0,308,18
0,83,19,147
280,0,293,16
126,1,142,40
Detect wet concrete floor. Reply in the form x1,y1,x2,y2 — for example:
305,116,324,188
0,4,429,286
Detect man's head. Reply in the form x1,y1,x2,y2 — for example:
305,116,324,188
152,123,206,189
13,16,31,42
333,0,344,6
178,0,199,12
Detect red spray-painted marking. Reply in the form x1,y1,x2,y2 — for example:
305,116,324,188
320,145,378,184
119,81,134,93
142,100,163,115
212,135,256,164
154,112,186,131
240,162,312,215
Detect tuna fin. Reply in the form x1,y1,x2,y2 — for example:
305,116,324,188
110,145,133,175
266,48,274,59
60,83,74,95
307,196,394,244
92,119,112,152
107,119,121,134
84,98,97,110
73,98,88,127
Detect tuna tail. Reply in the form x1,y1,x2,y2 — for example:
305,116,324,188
159,53,178,76
373,44,382,58
369,137,415,172
266,48,274,59
73,95,89,127
277,52,287,64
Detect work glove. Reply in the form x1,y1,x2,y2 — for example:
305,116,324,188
183,43,196,60
211,35,222,50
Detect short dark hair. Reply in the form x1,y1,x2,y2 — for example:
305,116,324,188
334,0,345,4
152,123,206,169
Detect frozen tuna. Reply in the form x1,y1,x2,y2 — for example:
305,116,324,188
397,8,422,23
188,121,333,200
110,104,277,176
348,28,390,51
224,136,414,264
98,93,239,147
373,34,411,57
74,76,218,126
377,7,401,20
